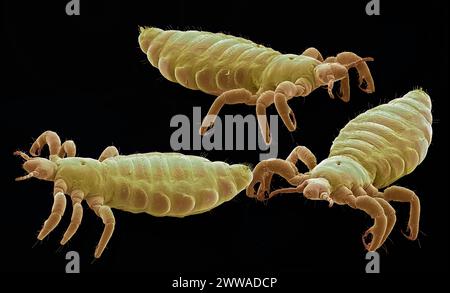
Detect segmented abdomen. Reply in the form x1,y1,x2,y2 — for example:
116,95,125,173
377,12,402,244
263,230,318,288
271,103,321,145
102,153,252,217
330,89,432,188
138,27,281,94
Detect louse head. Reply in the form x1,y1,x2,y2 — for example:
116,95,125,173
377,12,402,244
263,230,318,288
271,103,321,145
301,178,332,202
14,151,57,182
314,56,374,101
314,63,348,88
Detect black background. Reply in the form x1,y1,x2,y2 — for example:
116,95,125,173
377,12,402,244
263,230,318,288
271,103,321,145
1,0,448,276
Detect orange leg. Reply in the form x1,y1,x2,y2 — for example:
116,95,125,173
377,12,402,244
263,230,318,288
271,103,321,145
58,140,76,158
98,146,119,162
322,56,350,102
373,197,396,246
272,79,313,133
379,186,420,241
331,186,387,251
246,159,303,200
336,51,375,94
37,179,68,240
30,131,61,157
60,190,85,245
30,130,77,158
255,90,275,144
200,88,258,135
286,146,317,171
301,47,324,62
246,145,316,199
87,196,115,258
360,185,397,246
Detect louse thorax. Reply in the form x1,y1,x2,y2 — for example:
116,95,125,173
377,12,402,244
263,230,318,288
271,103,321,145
21,156,57,181
259,54,320,91
312,62,349,89
54,157,104,195
308,155,372,194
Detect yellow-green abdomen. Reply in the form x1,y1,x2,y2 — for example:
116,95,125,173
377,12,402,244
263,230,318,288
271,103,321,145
330,89,432,188
138,27,280,94
102,153,252,217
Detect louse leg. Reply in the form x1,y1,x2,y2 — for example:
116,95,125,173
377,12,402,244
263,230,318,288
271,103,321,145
259,172,274,199
37,179,67,240
30,130,61,157
336,52,375,94
322,56,350,102
337,73,350,102
273,82,299,132
30,130,76,158
286,146,317,171
272,77,314,134
255,90,275,144
361,185,396,246
58,140,76,158
98,146,119,162
247,146,315,199
264,177,333,206
364,184,379,197
331,186,387,251
356,196,387,251
273,79,314,134
379,186,420,241
246,159,307,200
258,146,316,199
200,88,258,135
301,47,324,62
247,159,293,199
87,196,115,258
373,197,396,246
60,190,85,245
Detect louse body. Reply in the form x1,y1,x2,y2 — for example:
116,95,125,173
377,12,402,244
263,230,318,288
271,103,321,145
62,153,251,217
247,89,432,251
138,27,375,143
15,131,252,258
139,27,314,95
